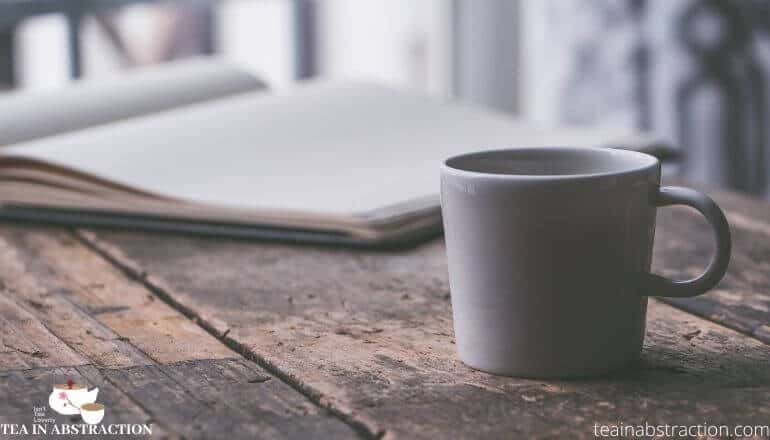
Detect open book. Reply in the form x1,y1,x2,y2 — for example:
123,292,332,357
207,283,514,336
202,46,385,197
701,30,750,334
0,57,264,146
0,78,670,247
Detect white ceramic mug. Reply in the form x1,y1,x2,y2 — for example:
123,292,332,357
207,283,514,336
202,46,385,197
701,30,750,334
441,147,731,378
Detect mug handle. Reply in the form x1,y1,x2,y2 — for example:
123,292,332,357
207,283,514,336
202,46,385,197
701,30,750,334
645,186,731,298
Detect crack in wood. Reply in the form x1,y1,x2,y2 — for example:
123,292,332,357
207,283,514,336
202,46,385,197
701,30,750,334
88,305,131,315
660,297,770,345
2,342,47,358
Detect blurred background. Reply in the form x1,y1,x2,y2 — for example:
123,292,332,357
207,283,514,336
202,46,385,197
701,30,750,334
1,0,769,197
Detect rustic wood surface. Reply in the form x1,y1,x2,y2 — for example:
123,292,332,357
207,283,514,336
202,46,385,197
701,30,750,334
0,227,358,439
72,181,770,440
0,181,768,439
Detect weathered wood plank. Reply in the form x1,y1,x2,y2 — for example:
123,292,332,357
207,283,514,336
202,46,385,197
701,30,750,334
0,227,235,365
104,358,359,440
0,233,149,369
0,294,86,370
0,226,360,439
83,228,770,439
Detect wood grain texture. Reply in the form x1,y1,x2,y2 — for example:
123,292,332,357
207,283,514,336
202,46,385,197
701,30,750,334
0,226,235,366
0,226,360,439
652,184,770,343
83,226,770,439
0,294,85,370
103,358,358,440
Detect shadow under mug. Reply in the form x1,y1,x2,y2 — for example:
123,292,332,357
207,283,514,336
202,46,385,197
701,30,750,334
440,146,731,378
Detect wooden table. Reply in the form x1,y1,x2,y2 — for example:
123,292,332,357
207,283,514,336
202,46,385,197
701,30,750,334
1,181,769,439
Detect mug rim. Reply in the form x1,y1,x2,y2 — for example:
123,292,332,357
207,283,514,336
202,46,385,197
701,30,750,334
442,146,659,181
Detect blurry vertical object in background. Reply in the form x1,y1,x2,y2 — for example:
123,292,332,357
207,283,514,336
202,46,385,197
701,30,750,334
451,0,519,114
0,1,218,86
522,0,642,130
547,1,642,128
151,3,215,61
523,0,770,197
317,0,452,96
292,0,317,79
677,0,767,194
0,27,13,89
